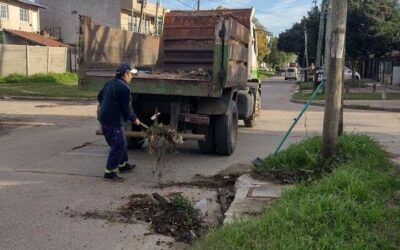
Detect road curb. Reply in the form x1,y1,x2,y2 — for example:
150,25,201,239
223,174,287,225
290,99,400,112
0,96,96,102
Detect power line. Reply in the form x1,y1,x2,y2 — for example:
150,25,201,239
176,0,196,9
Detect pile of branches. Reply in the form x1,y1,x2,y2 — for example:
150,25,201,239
146,123,183,156
146,123,183,181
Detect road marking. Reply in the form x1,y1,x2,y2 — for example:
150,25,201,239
0,121,55,126
61,152,108,157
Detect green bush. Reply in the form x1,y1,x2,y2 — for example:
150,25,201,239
3,73,28,83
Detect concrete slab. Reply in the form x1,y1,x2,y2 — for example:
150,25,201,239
247,184,284,198
223,174,288,224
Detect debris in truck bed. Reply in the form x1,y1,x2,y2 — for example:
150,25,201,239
149,68,212,80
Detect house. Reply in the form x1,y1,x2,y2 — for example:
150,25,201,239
0,0,70,46
0,0,45,33
36,0,122,45
36,0,167,46
120,0,166,35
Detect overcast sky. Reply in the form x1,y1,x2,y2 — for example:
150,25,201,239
159,0,315,36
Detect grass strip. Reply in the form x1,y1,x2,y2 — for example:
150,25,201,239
0,73,97,99
259,70,275,79
191,134,400,250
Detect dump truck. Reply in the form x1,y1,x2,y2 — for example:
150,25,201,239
79,8,261,156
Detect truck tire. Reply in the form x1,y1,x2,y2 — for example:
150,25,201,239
214,101,238,155
125,122,145,150
244,89,261,128
196,119,215,154
237,91,254,120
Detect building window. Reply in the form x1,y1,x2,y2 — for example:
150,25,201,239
0,4,8,19
145,20,150,34
128,15,137,32
20,8,29,22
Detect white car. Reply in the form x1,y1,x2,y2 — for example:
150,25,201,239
316,66,361,82
344,66,361,81
285,67,298,80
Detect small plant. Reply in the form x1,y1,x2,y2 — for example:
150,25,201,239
152,193,201,242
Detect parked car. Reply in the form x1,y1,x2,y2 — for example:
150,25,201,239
285,67,298,80
344,66,361,81
315,66,361,82
278,69,286,76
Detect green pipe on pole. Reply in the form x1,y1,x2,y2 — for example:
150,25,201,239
273,80,326,155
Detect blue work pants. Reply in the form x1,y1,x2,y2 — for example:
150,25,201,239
101,125,128,172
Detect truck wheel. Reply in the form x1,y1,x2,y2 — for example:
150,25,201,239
214,101,238,155
244,90,261,128
196,119,215,154
125,122,145,150
237,91,254,120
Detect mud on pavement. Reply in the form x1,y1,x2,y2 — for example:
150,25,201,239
64,170,246,245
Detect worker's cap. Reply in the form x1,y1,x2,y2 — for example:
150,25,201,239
116,63,138,75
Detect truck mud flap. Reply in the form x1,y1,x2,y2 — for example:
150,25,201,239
197,89,234,115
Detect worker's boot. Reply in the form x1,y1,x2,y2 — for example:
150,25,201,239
104,171,124,182
118,162,136,172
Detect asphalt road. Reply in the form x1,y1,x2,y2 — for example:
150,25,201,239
0,77,399,249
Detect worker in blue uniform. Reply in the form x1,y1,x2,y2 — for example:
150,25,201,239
97,63,141,181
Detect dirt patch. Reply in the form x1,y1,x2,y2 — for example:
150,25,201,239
68,171,244,244
251,169,306,184
71,193,202,243
160,174,240,215
121,193,202,243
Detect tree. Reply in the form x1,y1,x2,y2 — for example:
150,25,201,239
346,0,399,60
252,16,273,64
268,37,296,69
256,30,270,64
278,6,321,67
278,0,400,69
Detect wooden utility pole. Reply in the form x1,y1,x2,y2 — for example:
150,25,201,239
304,23,309,81
197,0,200,10
155,1,159,35
322,0,348,159
316,0,327,67
339,46,346,136
138,0,145,34
304,23,309,69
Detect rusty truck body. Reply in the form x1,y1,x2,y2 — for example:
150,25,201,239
79,8,261,155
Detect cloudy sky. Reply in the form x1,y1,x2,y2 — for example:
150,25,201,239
159,0,315,36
